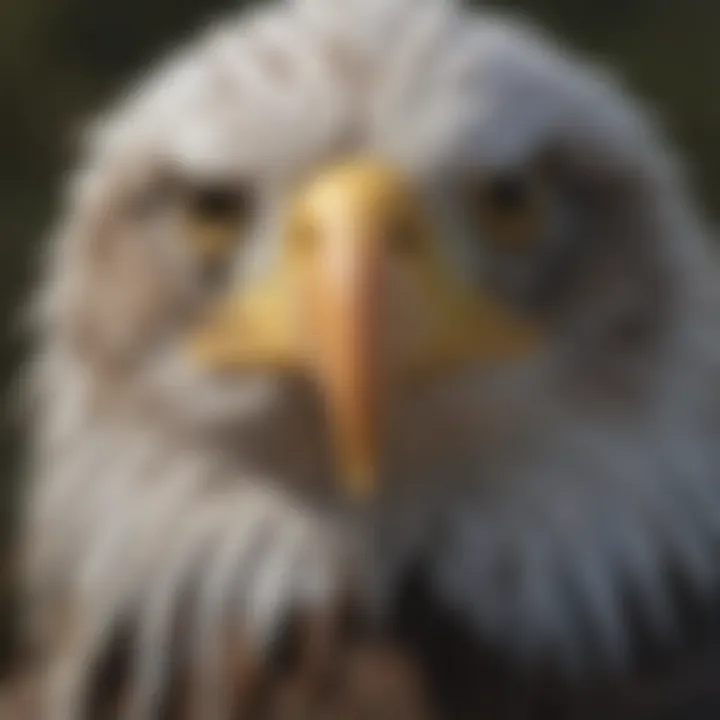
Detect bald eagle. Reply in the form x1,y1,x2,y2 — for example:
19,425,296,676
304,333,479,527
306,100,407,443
6,0,720,717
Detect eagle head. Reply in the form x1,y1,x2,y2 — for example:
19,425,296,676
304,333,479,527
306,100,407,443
25,2,720,712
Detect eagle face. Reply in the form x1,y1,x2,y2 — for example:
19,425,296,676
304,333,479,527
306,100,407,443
53,2,669,493
25,0,720,714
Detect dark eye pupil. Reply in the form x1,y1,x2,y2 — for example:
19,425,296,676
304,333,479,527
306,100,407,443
191,185,250,221
487,175,529,213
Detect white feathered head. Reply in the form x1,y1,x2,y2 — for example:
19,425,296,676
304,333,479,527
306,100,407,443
26,0,720,682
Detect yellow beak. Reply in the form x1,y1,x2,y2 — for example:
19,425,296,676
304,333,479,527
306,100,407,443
191,160,542,498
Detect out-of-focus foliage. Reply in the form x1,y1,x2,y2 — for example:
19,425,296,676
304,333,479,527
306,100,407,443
0,0,717,667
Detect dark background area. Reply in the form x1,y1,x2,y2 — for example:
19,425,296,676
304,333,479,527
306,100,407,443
0,0,718,672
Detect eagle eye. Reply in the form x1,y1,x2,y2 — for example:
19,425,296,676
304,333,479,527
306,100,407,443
470,170,549,253
189,184,252,224
184,181,254,264
486,175,531,214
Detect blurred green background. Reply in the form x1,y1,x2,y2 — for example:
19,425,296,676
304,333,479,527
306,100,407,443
0,0,718,669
